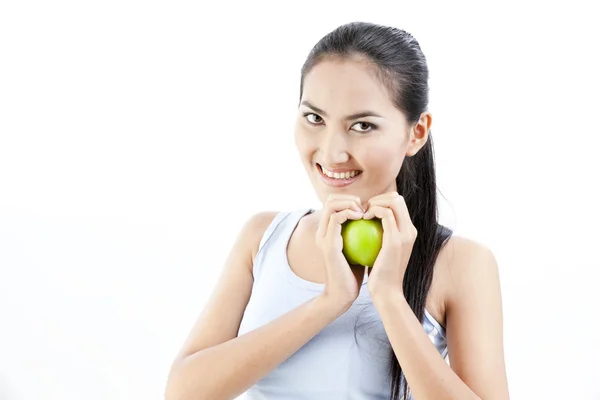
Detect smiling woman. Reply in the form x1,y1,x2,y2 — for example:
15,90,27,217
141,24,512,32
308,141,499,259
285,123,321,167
165,21,510,400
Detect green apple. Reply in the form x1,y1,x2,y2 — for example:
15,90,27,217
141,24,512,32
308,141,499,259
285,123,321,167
341,218,383,267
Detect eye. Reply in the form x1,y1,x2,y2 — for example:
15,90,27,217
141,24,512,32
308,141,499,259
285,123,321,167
303,112,323,125
351,121,376,133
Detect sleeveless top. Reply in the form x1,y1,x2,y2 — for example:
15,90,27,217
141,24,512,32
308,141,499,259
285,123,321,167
238,208,448,400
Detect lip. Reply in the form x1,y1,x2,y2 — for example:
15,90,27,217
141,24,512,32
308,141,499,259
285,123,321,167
316,163,362,188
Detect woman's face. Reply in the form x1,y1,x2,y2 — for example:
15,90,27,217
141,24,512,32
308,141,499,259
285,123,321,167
294,57,428,209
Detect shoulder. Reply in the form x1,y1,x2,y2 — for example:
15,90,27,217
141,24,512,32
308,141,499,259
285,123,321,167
440,235,497,270
242,211,281,234
438,235,501,311
436,236,510,397
238,211,281,261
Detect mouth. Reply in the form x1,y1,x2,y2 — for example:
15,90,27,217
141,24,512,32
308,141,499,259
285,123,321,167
316,163,363,188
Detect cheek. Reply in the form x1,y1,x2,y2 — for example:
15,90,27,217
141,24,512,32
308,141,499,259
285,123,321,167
294,125,315,157
362,145,403,176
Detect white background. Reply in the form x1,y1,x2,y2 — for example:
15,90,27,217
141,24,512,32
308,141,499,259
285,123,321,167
1,1,599,399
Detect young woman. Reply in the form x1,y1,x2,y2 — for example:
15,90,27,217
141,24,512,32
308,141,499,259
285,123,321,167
165,21,510,400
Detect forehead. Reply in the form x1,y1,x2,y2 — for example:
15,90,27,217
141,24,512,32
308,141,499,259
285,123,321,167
301,58,397,115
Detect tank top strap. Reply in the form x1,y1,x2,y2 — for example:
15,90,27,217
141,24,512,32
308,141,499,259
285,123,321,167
256,211,291,256
253,208,313,282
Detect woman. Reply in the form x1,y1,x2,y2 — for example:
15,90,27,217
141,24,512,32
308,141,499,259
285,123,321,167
165,21,510,400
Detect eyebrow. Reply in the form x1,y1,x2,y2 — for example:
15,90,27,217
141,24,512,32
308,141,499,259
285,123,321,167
300,100,383,120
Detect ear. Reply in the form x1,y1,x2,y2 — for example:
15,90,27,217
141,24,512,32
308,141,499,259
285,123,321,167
405,112,432,157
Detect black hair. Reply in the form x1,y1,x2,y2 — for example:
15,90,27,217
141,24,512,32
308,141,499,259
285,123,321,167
299,21,454,400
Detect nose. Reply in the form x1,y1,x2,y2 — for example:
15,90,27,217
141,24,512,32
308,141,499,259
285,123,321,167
320,128,349,166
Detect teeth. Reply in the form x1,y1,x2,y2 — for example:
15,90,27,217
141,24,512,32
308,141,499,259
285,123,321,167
322,166,361,180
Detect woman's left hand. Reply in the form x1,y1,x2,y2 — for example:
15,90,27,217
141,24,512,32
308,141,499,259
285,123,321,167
363,191,418,300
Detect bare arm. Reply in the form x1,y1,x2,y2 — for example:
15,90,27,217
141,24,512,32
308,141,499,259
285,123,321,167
164,212,347,400
444,237,510,399
166,294,344,400
372,236,509,400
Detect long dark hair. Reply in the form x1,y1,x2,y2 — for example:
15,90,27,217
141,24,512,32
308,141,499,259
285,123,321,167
299,21,454,400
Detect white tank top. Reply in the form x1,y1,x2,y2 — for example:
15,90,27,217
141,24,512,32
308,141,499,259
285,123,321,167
238,208,448,399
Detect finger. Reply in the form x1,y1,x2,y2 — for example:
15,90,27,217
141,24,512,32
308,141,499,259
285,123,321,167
327,208,364,239
365,196,403,231
367,192,412,230
324,209,364,252
362,205,398,239
325,196,364,215
317,199,364,238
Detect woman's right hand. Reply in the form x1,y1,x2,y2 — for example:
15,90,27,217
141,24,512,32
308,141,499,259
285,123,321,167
315,193,366,314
